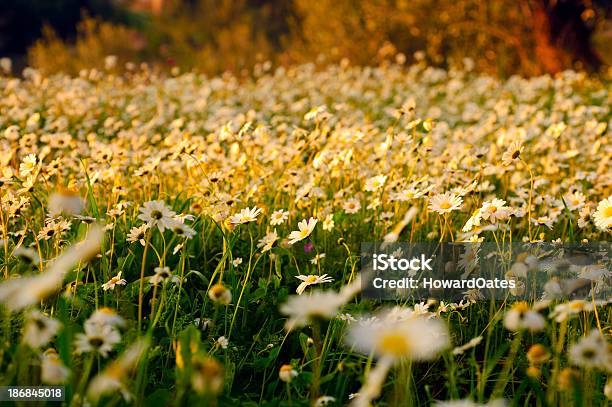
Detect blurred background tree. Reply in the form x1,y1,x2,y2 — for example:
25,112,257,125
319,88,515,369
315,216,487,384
0,0,610,77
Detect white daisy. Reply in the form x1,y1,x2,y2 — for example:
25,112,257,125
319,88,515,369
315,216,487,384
503,302,545,332
74,323,121,358
138,200,177,232
364,175,387,192
593,196,612,232
102,271,127,291
569,331,611,371
295,273,333,294
23,310,62,349
269,209,289,226
287,217,317,245
230,207,262,225
429,192,463,215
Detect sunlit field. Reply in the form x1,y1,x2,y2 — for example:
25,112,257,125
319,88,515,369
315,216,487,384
0,60,610,406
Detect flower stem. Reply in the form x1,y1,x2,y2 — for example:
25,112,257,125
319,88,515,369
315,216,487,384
137,234,150,331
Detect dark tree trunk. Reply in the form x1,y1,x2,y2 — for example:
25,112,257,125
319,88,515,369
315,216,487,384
532,0,603,74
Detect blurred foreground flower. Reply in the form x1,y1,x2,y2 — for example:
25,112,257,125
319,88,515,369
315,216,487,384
0,225,103,311
23,310,61,349
48,190,84,217
281,275,361,331
87,338,149,402
191,355,224,395
346,308,450,362
346,308,450,407
208,283,232,305
279,364,297,383
41,349,70,385
74,320,121,358
503,301,545,332
569,331,612,371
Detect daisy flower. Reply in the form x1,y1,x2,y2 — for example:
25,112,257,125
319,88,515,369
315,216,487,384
74,322,121,358
310,253,326,265
532,216,554,229
190,355,224,395
428,192,463,215
593,196,612,232
269,209,289,226
229,207,262,225
41,349,70,384
127,224,149,246
87,339,149,402
501,141,524,166
295,273,333,294
149,266,179,286
48,190,84,217
343,198,361,214
503,301,545,332
23,310,62,349
208,283,232,305
569,331,611,371
168,220,196,239
87,308,126,329
480,198,510,223
257,230,279,252
13,246,41,265
215,336,229,349
548,300,596,322
526,344,550,365
278,365,298,383
138,200,177,232
322,214,335,231
102,271,127,291
563,191,586,211
19,153,39,177
287,217,317,245
346,309,450,407
280,290,347,330
393,187,423,202
462,209,482,232
0,226,103,311
364,175,387,192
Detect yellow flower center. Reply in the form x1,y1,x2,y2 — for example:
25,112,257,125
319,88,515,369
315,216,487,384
569,301,585,311
306,276,318,283
603,206,612,218
280,364,293,373
440,202,452,210
378,333,411,357
513,301,529,313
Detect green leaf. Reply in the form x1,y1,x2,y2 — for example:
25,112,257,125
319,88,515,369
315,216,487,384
144,389,172,407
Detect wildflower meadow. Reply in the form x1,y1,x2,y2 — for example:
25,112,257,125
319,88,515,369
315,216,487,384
0,59,610,406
